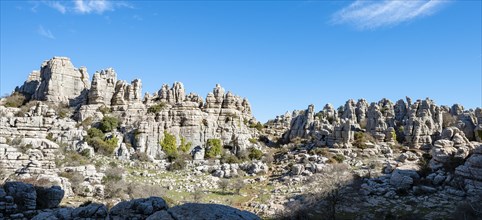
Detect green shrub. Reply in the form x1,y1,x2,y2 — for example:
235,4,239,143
353,132,375,149
477,130,482,140
56,150,90,167
147,103,166,114
87,128,104,139
46,133,55,141
205,139,222,159
248,138,258,144
332,154,345,163
179,136,192,153
3,92,26,108
221,153,240,164
103,167,124,183
99,116,119,133
168,154,188,171
85,129,118,156
249,122,264,131
161,131,178,160
249,148,263,160
130,152,150,162
236,150,249,161
78,117,93,129
98,105,112,115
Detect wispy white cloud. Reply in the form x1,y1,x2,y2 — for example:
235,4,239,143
47,1,67,14
332,0,449,30
33,0,131,15
37,25,55,39
74,0,131,14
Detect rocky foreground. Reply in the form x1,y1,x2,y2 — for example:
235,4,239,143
1,57,481,219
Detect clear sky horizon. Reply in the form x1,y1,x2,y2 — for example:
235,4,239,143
1,0,481,122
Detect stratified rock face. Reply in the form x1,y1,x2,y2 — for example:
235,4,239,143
404,99,442,149
132,83,256,158
19,57,91,106
15,71,41,99
88,68,117,105
112,79,143,106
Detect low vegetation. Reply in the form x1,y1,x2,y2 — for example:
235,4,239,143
99,116,119,133
3,92,26,108
205,138,222,159
161,131,178,160
147,103,167,114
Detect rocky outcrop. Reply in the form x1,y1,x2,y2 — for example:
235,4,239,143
108,197,168,219
0,181,259,220
17,57,90,106
167,203,260,220
455,144,482,197
404,99,443,148
430,127,474,170
281,97,472,150
475,108,482,142
88,68,117,105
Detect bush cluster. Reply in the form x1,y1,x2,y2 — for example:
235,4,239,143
249,122,264,131
99,116,119,133
248,148,263,160
205,139,222,159
160,131,178,160
353,132,375,149
85,128,118,156
3,92,26,108
147,103,167,114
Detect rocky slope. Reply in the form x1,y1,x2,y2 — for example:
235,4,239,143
1,57,481,219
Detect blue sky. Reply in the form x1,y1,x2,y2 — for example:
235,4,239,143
0,0,481,122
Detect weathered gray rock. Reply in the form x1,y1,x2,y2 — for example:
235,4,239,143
167,203,260,220
4,182,37,211
35,185,64,209
404,98,443,148
88,68,117,105
431,127,474,169
72,202,108,219
25,57,90,106
108,197,168,220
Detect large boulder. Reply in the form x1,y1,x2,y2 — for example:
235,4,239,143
3,182,37,211
167,203,260,220
35,185,64,209
108,197,168,220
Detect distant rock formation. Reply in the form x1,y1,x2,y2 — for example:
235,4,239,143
281,97,480,149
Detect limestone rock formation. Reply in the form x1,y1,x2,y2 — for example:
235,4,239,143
455,144,482,196
403,99,443,148
430,127,474,170
17,57,90,106
88,68,117,105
